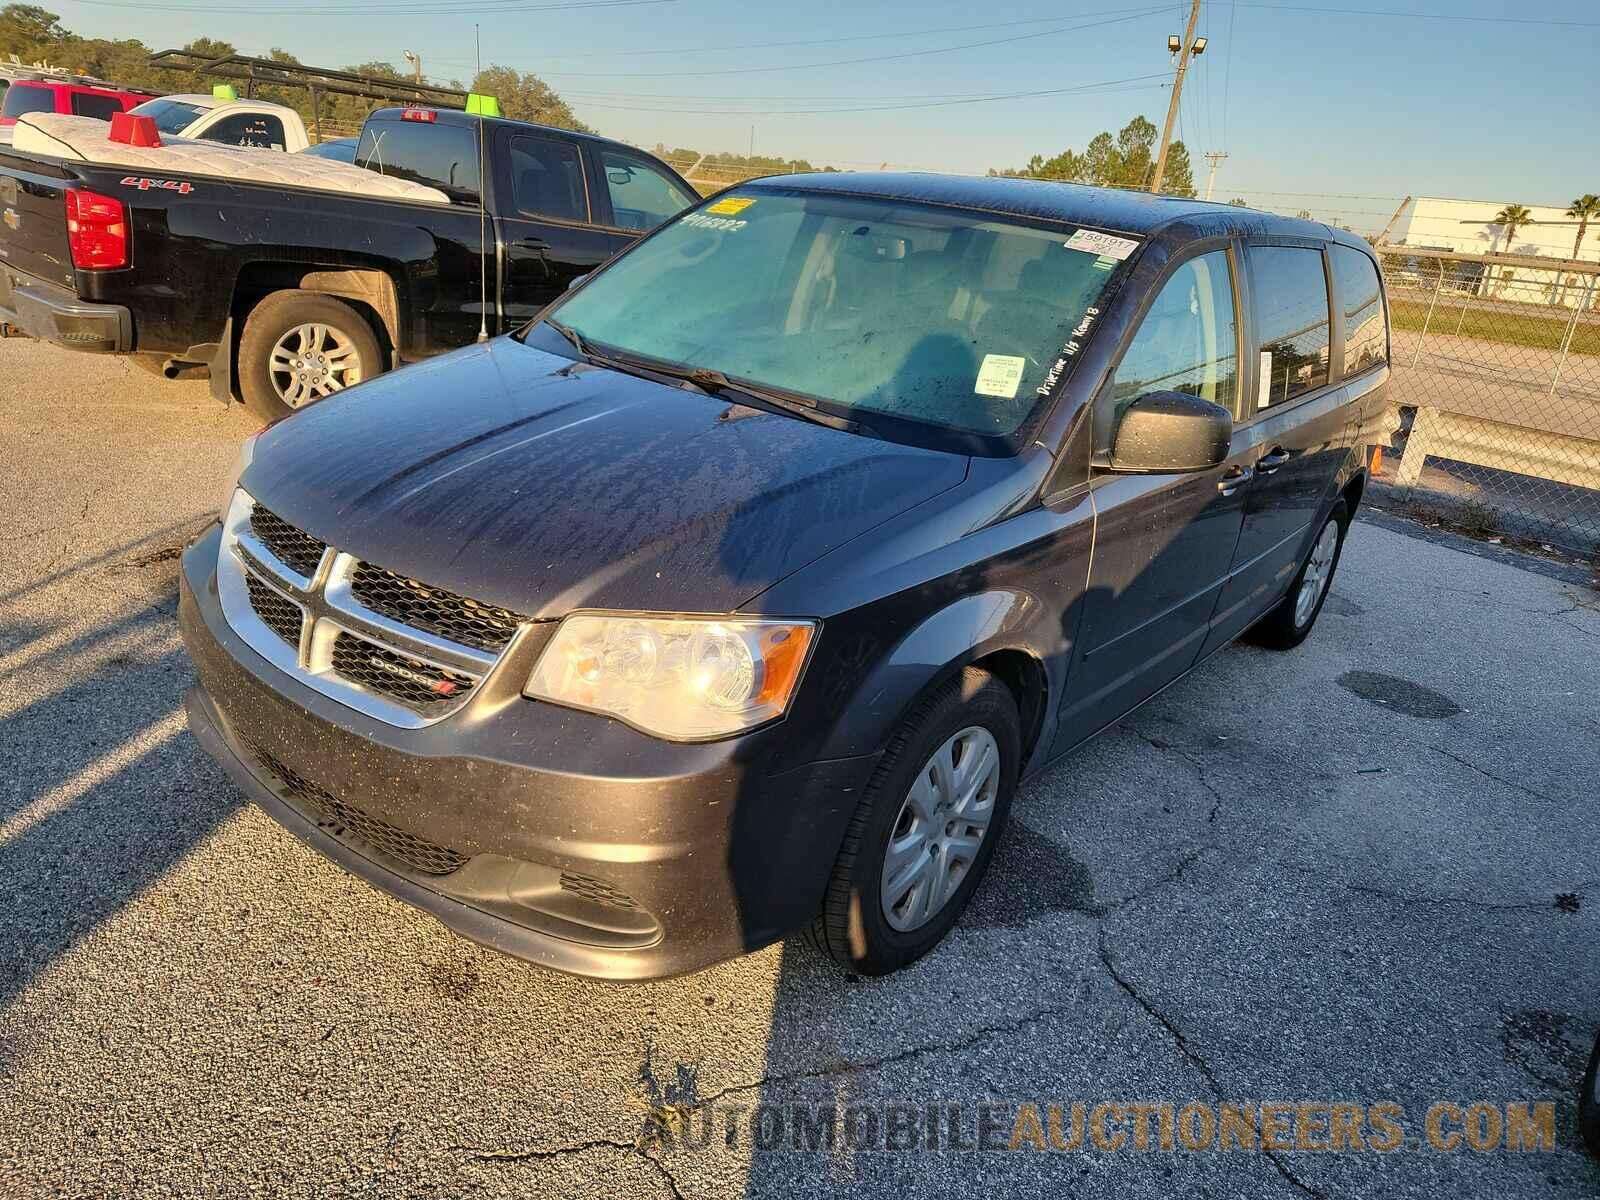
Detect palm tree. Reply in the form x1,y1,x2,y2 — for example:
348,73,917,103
1493,203,1533,254
1566,194,1600,260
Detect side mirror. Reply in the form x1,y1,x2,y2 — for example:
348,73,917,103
566,273,589,292
1109,390,1233,473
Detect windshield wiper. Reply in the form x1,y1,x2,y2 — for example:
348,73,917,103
543,323,869,436
630,361,869,436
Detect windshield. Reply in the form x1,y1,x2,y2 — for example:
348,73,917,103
2,84,55,119
540,189,1123,447
129,98,207,135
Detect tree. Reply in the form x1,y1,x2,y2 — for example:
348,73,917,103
1228,197,1248,207
1492,203,1532,254
991,116,1195,196
1565,194,1600,260
472,66,590,133
0,4,65,58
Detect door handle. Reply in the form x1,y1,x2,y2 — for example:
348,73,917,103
1257,446,1292,474
1217,465,1253,496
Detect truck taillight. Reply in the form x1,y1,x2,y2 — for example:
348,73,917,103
65,189,128,270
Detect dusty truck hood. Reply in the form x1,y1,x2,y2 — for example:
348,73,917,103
241,338,970,618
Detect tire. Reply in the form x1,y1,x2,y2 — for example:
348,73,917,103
1247,498,1349,651
237,290,383,423
807,667,1021,976
1581,1031,1600,1158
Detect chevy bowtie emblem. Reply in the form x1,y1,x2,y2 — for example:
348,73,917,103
1,209,19,233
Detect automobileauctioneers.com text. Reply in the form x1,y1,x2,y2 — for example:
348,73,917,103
638,1100,1564,1155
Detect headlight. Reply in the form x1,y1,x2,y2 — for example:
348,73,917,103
525,614,817,741
220,432,258,520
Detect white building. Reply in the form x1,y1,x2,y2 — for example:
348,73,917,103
1388,196,1599,309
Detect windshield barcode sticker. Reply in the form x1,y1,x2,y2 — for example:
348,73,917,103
1064,229,1139,260
975,354,1027,399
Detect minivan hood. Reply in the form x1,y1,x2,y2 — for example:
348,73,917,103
242,339,969,618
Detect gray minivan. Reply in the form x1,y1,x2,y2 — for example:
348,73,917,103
180,174,1391,979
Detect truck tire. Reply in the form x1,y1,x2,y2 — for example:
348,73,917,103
238,290,383,422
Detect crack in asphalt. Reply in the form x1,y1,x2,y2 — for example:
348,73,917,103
1427,746,1566,805
1096,929,1330,1200
1132,730,1227,824
451,1136,687,1199
1342,880,1595,913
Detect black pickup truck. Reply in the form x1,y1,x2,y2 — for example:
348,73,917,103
0,106,698,418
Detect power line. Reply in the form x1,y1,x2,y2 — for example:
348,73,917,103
1229,1,1600,28
424,11,1143,64
1221,0,1237,149
66,0,672,9
516,7,1172,78
572,75,1170,117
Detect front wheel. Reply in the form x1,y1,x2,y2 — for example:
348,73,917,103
807,667,1020,976
237,290,383,422
1581,1032,1600,1157
1247,498,1349,651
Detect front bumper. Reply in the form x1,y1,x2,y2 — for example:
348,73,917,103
178,526,877,980
0,262,130,353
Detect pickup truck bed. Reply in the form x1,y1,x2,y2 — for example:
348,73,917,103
0,105,698,419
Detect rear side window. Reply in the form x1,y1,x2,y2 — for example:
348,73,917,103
71,91,124,120
2,84,55,118
1108,250,1241,421
1332,246,1387,376
1249,246,1331,408
600,150,695,231
509,135,588,223
355,119,480,204
204,113,287,150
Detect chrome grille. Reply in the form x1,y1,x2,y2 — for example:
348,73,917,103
245,572,304,648
249,505,327,578
216,489,529,728
351,561,529,653
330,632,477,711
248,740,469,877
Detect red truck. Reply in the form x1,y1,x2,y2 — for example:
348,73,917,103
0,78,156,127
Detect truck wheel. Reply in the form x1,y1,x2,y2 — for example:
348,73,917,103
806,667,1020,976
238,291,382,422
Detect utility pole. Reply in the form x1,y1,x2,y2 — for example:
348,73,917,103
1150,0,1206,194
1203,151,1228,201
402,50,422,86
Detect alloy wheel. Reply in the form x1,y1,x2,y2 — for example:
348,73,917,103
269,322,364,407
880,725,1000,932
1294,519,1340,628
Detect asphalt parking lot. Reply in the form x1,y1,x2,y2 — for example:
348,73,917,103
2,338,1598,1199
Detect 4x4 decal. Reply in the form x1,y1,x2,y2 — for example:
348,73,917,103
119,176,194,195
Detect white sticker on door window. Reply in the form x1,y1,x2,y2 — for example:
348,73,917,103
1258,351,1273,409
1064,229,1140,260
975,354,1027,399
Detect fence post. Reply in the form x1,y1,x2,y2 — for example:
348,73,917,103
1547,272,1597,400
1410,265,1445,369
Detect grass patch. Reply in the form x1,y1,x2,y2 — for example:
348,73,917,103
1389,297,1600,356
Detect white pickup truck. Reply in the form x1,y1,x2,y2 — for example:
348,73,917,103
126,94,311,152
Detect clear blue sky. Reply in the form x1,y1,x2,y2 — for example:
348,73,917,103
48,0,1600,229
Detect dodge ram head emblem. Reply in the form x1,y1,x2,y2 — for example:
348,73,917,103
1,209,19,233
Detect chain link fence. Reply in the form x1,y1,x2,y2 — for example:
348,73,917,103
1375,245,1600,556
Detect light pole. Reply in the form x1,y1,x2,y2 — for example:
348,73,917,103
1150,0,1206,194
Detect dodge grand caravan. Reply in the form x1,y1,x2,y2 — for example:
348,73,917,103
179,174,1392,979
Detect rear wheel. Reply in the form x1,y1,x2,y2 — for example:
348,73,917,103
807,667,1020,975
1247,498,1349,650
237,290,383,422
